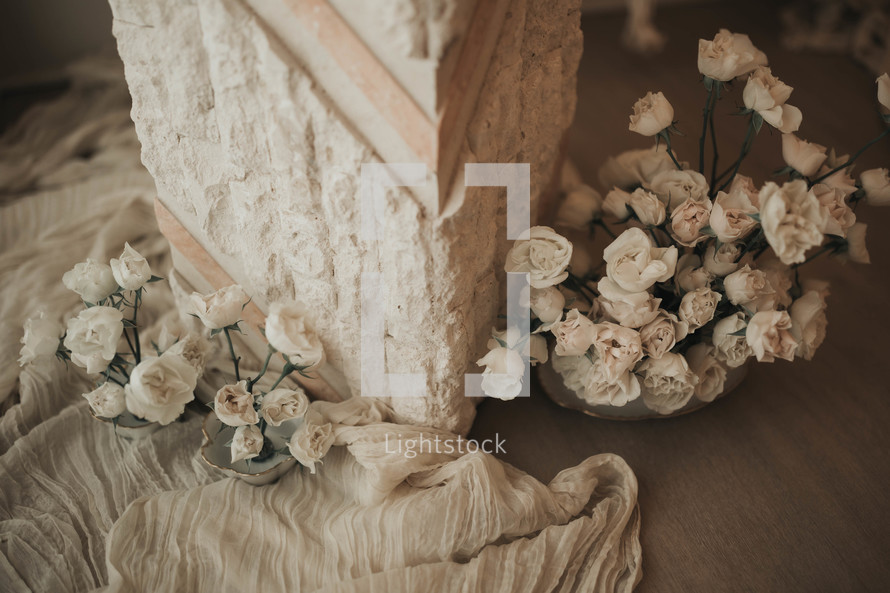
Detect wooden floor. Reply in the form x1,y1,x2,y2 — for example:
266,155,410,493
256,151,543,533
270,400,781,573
471,2,890,591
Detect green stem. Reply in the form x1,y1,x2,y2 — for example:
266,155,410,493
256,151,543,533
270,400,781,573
699,84,716,174
709,107,719,186
247,347,275,392
596,220,617,239
106,375,124,387
665,143,684,171
648,227,661,247
223,327,241,382
809,127,890,187
794,244,834,268
131,289,142,364
717,117,756,193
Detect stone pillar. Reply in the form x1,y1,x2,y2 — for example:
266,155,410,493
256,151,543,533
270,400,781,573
109,0,582,433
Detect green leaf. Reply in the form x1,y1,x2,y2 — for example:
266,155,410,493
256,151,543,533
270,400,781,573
748,212,761,223
492,336,508,348
702,76,715,91
752,112,764,134
210,328,222,338
729,328,748,337
147,275,164,283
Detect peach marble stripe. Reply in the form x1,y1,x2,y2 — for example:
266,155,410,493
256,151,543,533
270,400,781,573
154,198,342,403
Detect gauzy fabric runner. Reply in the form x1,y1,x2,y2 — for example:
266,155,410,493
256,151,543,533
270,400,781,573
0,57,643,593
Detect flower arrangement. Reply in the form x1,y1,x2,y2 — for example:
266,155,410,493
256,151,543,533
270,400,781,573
19,243,210,427
193,288,334,474
476,29,890,416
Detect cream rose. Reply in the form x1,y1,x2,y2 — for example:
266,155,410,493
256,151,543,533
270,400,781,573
598,146,680,191
629,91,674,136
603,188,633,221
678,287,721,332
287,409,335,474
529,286,565,325
877,73,890,110
125,354,197,424
231,425,264,463
697,29,768,81
83,382,127,418
163,333,213,375
18,312,61,366
553,309,598,356
710,188,758,243
487,327,547,366
265,301,325,367
760,180,826,265
781,134,827,178
639,309,689,359
674,254,712,293
63,306,124,374
604,227,678,293
670,198,712,246
742,66,801,133
757,254,794,309
551,353,594,394
648,169,710,211
590,321,643,382
260,388,310,426
213,380,259,426
62,259,118,304
582,358,642,407
189,285,249,330
841,222,869,264
789,291,828,361
712,312,754,368
746,310,798,362
861,168,890,206
110,243,152,291
554,184,603,230
809,183,855,238
702,241,743,277
685,343,728,403
639,352,699,415
596,277,661,329
627,188,667,226
505,226,573,289
723,265,778,312
477,344,525,400
729,174,761,208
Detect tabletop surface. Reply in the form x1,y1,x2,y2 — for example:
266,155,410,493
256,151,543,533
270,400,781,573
471,2,890,591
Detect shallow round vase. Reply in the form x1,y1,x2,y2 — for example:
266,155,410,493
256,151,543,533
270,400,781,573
537,352,750,420
90,409,162,440
200,413,300,486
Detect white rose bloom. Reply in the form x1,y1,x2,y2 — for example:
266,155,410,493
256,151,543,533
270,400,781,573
529,286,565,325
552,309,598,356
674,254,712,293
110,243,152,291
265,301,325,367
551,353,595,393
598,146,679,191
757,254,794,309
628,91,675,136
697,29,768,81
670,198,712,246
710,188,758,243
162,333,213,375
729,174,761,208
189,285,249,330
810,183,855,238
231,425,264,463
742,66,801,133
604,228,678,293
591,321,643,382
759,180,826,265
877,73,890,110
816,151,858,195
861,168,890,206
841,222,870,264
477,345,525,400
639,352,699,415
582,359,642,407
488,327,548,366
627,188,667,226
596,277,661,329
261,387,310,426
62,259,118,304
555,184,603,230
505,226,573,289
83,382,127,418
789,291,828,361
19,312,61,366
678,287,721,332
703,241,743,277
712,312,754,368
800,278,830,301
125,354,198,424
639,309,689,359
63,306,124,374
781,134,827,178
603,188,633,221
648,169,710,211
723,265,778,312
213,380,259,427
746,310,798,363
287,409,335,474
685,343,728,403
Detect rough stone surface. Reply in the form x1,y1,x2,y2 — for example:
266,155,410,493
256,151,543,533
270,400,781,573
108,0,581,433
